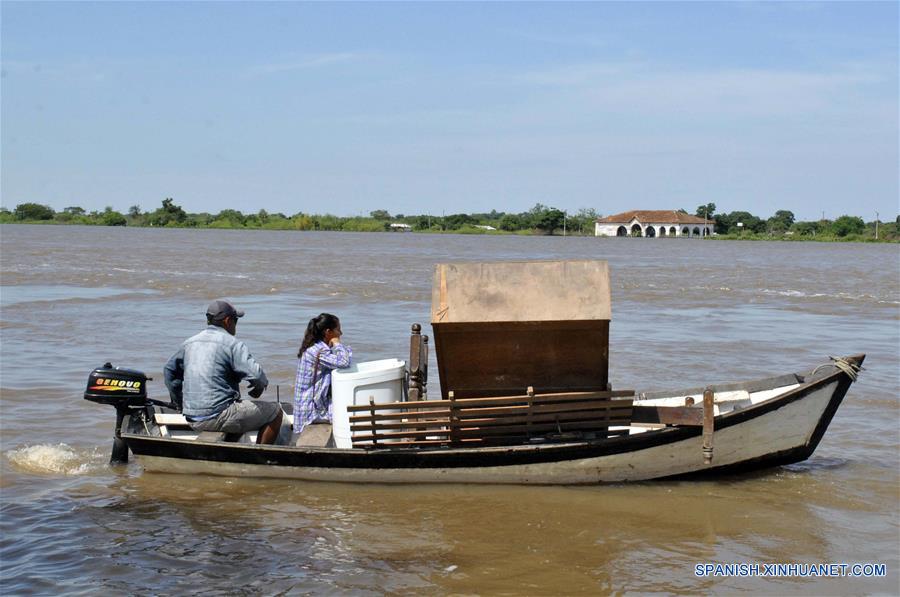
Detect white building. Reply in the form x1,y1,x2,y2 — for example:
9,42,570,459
594,210,714,238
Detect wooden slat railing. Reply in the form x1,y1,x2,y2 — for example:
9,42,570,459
347,387,635,448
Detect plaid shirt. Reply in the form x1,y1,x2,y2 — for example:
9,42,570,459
293,341,352,433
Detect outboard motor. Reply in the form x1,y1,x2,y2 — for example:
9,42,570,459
84,363,152,464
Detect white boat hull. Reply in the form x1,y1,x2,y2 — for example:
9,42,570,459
124,358,857,484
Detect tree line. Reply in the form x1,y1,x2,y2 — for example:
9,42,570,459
687,202,894,240
0,200,599,235
1,199,896,241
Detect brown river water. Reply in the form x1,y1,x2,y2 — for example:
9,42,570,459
1,225,898,595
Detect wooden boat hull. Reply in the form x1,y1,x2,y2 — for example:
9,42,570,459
122,356,861,484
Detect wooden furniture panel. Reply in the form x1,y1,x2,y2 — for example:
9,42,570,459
432,321,609,400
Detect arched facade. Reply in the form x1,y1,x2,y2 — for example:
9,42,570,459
594,211,714,238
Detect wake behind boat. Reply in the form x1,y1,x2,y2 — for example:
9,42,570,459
83,260,864,485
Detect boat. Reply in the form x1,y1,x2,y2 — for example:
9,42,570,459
82,260,865,485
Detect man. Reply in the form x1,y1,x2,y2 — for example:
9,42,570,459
164,299,283,444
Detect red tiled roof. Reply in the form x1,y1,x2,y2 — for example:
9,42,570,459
596,210,710,225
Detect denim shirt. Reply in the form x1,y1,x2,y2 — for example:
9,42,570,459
164,325,268,418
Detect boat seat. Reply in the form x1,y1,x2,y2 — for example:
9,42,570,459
153,413,244,441
196,431,243,443
292,423,334,447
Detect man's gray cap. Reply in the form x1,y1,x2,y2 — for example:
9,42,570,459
206,299,245,321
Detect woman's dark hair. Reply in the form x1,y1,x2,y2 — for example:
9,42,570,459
298,313,340,357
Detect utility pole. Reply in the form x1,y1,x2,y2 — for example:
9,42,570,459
563,210,567,237
875,211,879,240
703,206,708,238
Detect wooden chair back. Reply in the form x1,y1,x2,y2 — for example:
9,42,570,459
347,388,634,448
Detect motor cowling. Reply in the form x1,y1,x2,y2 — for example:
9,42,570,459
84,362,149,408
84,363,154,465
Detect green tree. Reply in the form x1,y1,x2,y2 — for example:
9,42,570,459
792,221,821,236
125,205,144,225
186,212,213,227
526,203,548,227
768,210,795,232
214,209,246,227
570,207,600,234
716,211,764,234
443,213,477,230
315,214,344,230
100,206,127,226
56,206,86,223
535,208,565,234
261,213,293,230
291,213,316,230
148,198,188,226
695,203,716,219
14,202,55,220
343,217,387,232
831,215,865,237
499,213,523,231
370,209,391,220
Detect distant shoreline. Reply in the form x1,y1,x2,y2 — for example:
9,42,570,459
3,199,896,241
2,220,896,243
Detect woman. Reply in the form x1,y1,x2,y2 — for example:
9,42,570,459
293,313,352,434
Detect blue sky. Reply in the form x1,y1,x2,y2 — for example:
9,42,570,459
2,2,897,220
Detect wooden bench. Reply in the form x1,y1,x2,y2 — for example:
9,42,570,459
153,413,242,442
153,412,190,437
347,387,635,448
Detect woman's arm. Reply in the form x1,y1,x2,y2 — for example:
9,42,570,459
293,357,308,399
317,342,352,369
